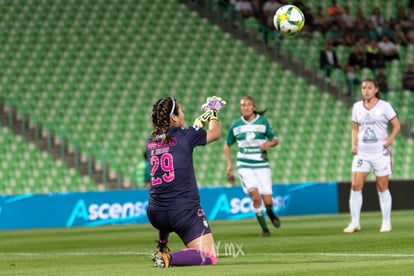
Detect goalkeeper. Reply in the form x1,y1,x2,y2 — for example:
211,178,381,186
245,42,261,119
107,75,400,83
147,96,226,268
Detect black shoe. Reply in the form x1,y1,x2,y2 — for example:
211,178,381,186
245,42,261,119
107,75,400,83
261,229,271,237
157,243,170,254
271,215,281,228
152,240,170,257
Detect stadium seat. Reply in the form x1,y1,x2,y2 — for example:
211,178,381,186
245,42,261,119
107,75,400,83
1,0,413,194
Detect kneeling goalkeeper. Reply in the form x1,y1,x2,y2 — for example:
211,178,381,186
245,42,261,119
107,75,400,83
147,96,226,268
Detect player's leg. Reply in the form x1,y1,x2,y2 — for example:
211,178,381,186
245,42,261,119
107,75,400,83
377,175,392,232
152,208,217,268
262,194,281,228
373,154,393,232
249,188,270,236
344,172,367,232
156,231,170,254
258,168,281,229
239,168,270,236
147,209,171,254
186,232,216,256
344,156,369,233
159,233,217,267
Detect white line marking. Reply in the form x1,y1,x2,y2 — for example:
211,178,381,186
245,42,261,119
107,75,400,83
257,253,414,258
1,252,414,258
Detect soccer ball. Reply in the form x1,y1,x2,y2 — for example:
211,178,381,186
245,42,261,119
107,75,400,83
273,5,305,37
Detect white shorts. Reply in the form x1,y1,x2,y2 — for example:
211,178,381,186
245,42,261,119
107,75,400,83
351,151,393,177
237,168,273,195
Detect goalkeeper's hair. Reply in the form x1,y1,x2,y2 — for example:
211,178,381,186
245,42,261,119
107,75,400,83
242,95,266,115
151,97,178,144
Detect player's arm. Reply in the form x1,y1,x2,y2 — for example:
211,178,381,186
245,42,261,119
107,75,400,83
351,121,358,155
269,138,279,147
384,116,401,147
260,137,278,150
224,143,233,176
261,120,279,150
206,119,221,144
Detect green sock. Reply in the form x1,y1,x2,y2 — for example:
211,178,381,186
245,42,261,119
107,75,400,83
256,211,269,230
265,205,277,220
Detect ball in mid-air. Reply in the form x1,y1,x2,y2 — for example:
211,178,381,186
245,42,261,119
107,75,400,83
273,5,305,37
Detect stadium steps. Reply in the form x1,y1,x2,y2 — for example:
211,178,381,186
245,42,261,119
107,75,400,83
0,123,98,195
0,98,118,191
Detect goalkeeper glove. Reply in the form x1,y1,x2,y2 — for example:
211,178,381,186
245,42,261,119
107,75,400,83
201,96,226,113
193,109,218,128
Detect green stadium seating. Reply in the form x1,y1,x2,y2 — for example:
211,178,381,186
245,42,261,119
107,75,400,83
0,0,413,195
0,126,98,194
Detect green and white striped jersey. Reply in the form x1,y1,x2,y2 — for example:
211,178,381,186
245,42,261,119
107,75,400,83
226,115,277,169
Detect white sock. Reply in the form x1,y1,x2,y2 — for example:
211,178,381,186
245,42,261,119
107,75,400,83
378,190,392,223
349,190,362,226
251,205,264,214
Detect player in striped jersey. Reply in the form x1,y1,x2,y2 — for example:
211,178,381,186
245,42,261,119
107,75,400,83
224,96,281,237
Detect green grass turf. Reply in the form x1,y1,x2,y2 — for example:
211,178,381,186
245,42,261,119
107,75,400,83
1,210,414,275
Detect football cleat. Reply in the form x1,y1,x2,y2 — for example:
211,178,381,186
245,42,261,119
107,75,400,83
343,223,361,233
152,252,171,268
261,229,271,237
270,215,281,228
380,222,392,232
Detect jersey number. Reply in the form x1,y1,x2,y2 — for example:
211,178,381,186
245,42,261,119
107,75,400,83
150,153,175,186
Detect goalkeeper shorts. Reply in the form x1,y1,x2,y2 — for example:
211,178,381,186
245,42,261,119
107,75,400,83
147,207,212,245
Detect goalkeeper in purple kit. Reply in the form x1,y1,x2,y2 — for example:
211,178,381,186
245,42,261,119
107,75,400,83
146,96,226,268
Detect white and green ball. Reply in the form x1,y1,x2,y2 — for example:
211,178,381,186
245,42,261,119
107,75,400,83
273,4,305,37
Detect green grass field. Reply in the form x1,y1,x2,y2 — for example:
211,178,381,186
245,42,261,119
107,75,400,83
1,210,414,275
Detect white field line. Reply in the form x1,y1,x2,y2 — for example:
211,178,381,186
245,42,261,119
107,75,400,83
1,252,414,258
